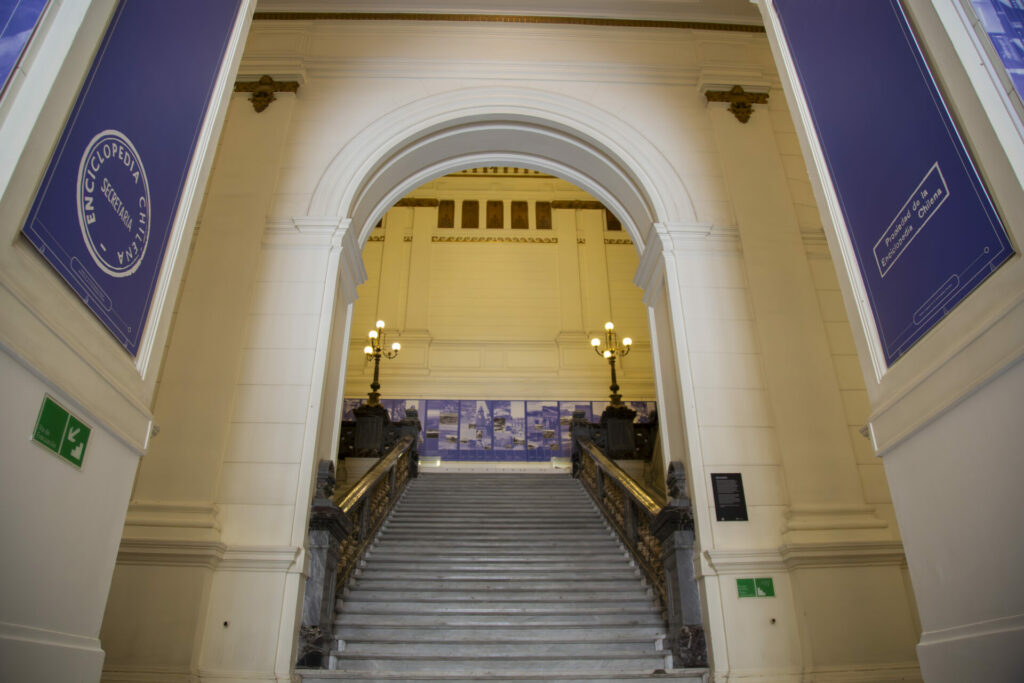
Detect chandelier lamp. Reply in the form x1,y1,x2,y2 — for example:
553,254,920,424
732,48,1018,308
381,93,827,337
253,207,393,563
591,321,632,406
363,320,400,406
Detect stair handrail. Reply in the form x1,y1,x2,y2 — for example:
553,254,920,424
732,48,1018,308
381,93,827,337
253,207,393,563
334,434,417,592
297,434,418,669
572,428,707,670
575,436,668,513
336,434,415,512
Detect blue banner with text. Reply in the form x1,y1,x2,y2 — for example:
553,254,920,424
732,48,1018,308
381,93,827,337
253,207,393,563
22,0,241,355
774,0,1013,365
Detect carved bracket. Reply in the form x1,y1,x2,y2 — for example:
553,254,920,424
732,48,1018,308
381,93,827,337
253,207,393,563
704,85,769,123
234,75,300,113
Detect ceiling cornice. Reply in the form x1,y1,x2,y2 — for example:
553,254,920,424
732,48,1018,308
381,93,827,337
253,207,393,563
251,12,765,33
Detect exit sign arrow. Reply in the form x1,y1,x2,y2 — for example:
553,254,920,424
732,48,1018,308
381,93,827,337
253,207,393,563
33,395,91,468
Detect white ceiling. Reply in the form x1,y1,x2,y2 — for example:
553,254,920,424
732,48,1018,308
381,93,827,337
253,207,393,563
254,0,764,26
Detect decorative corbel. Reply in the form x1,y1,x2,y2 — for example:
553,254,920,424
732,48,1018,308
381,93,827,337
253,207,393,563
234,75,300,113
704,85,769,123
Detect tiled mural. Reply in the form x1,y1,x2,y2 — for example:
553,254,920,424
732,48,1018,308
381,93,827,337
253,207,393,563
342,398,657,461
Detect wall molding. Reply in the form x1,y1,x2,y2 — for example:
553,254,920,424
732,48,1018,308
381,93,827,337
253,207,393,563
703,540,907,576
219,545,303,573
115,538,226,569
101,668,196,683
702,548,787,575
780,540,907,569
123,501,222,536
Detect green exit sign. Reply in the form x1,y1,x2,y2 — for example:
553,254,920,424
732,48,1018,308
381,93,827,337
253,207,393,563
32,395,91,468
737,577,775,598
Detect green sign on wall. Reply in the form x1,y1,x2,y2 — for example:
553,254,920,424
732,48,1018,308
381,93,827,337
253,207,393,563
737,577,775,598
32,395,91,468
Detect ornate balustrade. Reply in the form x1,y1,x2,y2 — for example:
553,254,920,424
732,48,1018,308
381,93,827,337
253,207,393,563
296,433,418,668
571,412,707,668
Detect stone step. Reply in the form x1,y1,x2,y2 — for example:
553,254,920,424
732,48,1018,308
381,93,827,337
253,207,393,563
333,625,667,643
366,539,620,552
348,578,647,592
338,639,662,657
353,568,640,582
365,548,626,561
360,559,631,573
389,515,599,524
301,675,705,682
327,654,671,676
381,525,609,535
340,588,651,605
376,529,613,542
335,611,664,627
339,599,657,614
385,515,605,524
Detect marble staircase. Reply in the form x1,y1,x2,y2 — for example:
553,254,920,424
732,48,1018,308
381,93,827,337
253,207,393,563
300,471,707,682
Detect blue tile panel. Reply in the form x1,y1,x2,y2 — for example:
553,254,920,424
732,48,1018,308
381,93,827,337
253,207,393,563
344,398,656,461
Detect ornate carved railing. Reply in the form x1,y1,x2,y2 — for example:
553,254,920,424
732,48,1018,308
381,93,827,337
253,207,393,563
296,434,418,668
571,414,707,669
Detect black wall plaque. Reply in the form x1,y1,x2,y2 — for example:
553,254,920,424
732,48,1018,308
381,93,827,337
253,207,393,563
712,473,748,522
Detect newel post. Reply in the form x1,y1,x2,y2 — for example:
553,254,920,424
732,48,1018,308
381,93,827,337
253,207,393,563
651,461,707,667
297,460,353,668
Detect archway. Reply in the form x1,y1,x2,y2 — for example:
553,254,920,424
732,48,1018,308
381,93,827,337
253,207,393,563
301,84,712,659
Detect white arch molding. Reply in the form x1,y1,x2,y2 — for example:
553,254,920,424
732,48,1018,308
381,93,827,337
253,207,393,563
298,84,712,661
307,86,699,249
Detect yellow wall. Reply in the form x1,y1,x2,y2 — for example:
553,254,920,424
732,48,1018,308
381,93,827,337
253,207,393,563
345,170,656,403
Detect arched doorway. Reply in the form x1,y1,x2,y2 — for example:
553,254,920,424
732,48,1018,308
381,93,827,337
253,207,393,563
298,85,715,663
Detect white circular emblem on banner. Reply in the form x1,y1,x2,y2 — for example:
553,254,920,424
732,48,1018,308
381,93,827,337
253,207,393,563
76,130,151,277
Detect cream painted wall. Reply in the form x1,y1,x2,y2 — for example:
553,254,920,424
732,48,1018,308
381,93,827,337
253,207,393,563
343,173,656,404
0,1,253,682
756,0,1024,679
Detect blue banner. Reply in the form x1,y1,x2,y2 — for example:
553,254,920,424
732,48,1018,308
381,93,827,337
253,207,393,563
774,0,1014,365
22,0,241,355
0,0,49,96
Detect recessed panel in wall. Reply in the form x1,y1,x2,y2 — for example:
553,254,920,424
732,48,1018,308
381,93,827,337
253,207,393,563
774,0,1014,366
21,0,243,356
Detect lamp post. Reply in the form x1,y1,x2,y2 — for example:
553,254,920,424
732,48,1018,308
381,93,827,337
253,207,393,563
363,320,400,406
591,321,632,406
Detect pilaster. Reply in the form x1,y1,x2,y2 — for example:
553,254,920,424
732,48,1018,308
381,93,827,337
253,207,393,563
704,87,886,544
578,209,612,329
404,206,436,333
